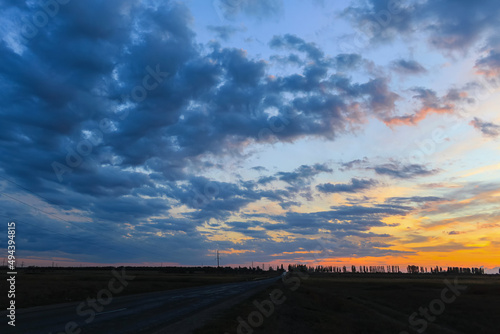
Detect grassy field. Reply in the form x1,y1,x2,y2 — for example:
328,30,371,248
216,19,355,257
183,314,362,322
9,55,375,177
0,267,273,309
195,273,500,334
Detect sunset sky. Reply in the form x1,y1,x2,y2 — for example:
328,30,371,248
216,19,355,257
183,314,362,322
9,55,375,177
1,0,499,272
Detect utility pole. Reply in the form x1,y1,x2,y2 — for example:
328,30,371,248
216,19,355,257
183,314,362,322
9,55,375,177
216,249,220,268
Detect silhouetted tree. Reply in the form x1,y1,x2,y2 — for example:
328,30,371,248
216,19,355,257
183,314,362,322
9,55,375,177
407,265,419,274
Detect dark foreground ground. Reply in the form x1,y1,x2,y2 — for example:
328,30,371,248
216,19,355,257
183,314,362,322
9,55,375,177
0,267,275,309
195,273,500,334
2,269,498,333
1,276,280,334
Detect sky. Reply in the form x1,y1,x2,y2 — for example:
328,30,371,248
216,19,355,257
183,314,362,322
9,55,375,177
0,0,499,272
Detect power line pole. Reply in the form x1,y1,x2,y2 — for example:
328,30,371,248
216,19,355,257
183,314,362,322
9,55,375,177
216,249,220,268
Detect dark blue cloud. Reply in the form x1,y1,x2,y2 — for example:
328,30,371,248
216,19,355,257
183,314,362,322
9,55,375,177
339,157,369,170
390,59,427,74
334,53,363,71
265,204,411,235
317,178,378,193
251,166,267,171
373,163,439,179
257,175,277,185
386,196,443,203
276,163,333,186
475,50,500,77
326,75,400,119
279,201,301,209
214,0,284,21
470,117,500,137
207,25,245,41
269,34,325,62
270,53,304,66
343,0,500,51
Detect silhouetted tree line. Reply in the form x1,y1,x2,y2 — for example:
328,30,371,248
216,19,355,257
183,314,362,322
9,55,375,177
285,264,486,275
287,264,401,273
408,265,485,274
13,264,486,275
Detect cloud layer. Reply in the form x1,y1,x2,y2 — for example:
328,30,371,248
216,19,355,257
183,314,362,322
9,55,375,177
1,0,499,266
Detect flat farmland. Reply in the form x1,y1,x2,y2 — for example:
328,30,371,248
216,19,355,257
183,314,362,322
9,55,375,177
196,273,500,334
0,267,274,309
